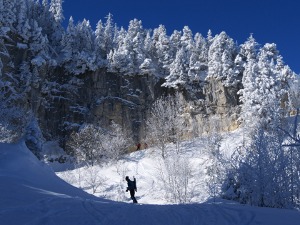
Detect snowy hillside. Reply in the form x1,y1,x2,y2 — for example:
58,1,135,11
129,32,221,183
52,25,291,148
1,139,300,225
1,1,300,224
54,129,247,205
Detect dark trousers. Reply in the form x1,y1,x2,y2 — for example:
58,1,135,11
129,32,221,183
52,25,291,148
129,190,138,203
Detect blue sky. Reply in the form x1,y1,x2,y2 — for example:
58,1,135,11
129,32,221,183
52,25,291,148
62,0,300,74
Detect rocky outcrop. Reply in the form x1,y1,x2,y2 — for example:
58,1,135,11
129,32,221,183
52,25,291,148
1,31,242,153
34,68,242,147
82,70,165,141
79,71,240,139
1,35,241,148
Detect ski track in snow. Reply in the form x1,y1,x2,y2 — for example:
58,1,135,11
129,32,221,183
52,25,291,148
3,186,300,225
209,203,256,225
1,198,253,225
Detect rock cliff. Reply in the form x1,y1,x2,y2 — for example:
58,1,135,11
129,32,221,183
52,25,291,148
37,69,241,148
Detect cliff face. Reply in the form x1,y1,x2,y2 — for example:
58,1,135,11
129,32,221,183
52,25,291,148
80,70,164,141
1,30,241,153
35,69,163,144
37,69,241,147
1,33,241,148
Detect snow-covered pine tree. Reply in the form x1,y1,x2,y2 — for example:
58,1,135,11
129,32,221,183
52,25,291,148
143,30,152,56
188,33,208,82
239,34,258,62
255,43,283,129
274,55,296,113
140,31,156,75
49,0,64,23
0,51,31,143
288,75,300,111
61,16,77,71
238,35,260,130
103,13,115,54
207,31,237,86
107,30,130,74
169,30,182,59
61,17,95,75
196,33,209,68
42,0,49,9
76,19,95,54
207,29,213,44
44,0,64,50
230,127,292,207
28,0,42,22
2,0,17,29
108,19,147,75
29,20,49,66
139,58,155,75
180,26,194,53
75,19,96,73
153,25,172,77
163,47,189,88
122,19,146,75
0,0,3,25
94,19,106,66
39,0,53,37
16,0,30,41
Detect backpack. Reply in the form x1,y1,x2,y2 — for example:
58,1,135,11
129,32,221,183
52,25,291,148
128,178,137,190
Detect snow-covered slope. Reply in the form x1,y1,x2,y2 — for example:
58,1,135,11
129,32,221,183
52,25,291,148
1,141,300,225
56,130,243,204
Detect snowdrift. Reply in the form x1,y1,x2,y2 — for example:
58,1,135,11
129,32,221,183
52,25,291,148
1,142,300,225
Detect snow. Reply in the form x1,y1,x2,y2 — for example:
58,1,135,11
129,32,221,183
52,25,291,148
31,56,46,66
16,43,28,49
1,139,300,225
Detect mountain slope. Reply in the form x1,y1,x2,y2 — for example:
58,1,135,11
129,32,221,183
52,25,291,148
1,141,300,225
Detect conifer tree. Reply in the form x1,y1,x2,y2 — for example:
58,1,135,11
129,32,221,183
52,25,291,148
153,25,171,76
95,19,106,66
42,0,49,8
103,13,115,54
46,0,64,47
49,0,64,23
169,30,182,59
125,19,146,74
0,0,3,25
61,16,76,70
2,0,17,29
207,31,237,86
255,43,281,128
195,33,209,67
143,30,152,55
207,29,213,45
16,1,29,40
163,47,189,88
188,33,208,82
140,31,156,75
180,26,194,52
238,35,261,130
29,20,49,65
61,18,96,74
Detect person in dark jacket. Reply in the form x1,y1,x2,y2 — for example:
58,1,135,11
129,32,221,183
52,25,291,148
125,176,138,203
